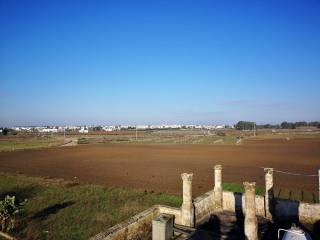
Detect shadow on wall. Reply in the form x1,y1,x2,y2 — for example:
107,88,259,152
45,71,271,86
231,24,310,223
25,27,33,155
266,197,318,239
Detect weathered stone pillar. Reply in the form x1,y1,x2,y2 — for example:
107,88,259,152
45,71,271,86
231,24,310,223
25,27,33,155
152,214,174,240
213,165,223,211
318,169,320,202
264,168,273,219
181,173,194,227
244,182,258,240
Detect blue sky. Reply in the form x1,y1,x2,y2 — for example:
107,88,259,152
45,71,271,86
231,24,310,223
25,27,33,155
1,0,320,126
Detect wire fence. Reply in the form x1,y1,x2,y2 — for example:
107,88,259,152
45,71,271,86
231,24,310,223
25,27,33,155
259,167,318,177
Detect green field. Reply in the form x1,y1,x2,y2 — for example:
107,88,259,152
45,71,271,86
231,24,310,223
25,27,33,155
0,136,67,152
0,174,317,240
0,173,181,240
1,128,320,152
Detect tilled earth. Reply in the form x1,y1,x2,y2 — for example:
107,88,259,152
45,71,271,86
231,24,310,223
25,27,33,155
0,138,319,196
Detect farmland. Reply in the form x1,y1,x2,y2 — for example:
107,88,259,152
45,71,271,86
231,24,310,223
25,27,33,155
0,129,320,239
0,129,319,198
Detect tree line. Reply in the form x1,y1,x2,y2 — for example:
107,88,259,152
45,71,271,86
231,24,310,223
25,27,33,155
235,121,320,130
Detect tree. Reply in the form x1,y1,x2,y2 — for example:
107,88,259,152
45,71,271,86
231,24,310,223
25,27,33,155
235,121,255,130
280,122,296,129
295,121,308,127
0,195,23,233
2,128,9,135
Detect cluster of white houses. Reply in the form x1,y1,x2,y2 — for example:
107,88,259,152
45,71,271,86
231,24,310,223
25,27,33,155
8,124,228,134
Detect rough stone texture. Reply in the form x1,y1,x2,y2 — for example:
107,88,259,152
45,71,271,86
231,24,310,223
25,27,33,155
91,167,320,240
213,165,223,211
274,199,320,224
194,189,215,222
244,182,258,240
181,173,195,227
222,191,265,217
152,214,173,240
158,205,182,225
264,168,274,219
90,206,159,240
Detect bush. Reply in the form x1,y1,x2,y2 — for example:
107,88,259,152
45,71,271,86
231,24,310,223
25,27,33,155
77,138,89,144
0,195,23,233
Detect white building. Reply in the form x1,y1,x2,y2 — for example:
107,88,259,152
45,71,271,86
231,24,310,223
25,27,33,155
79,127,89,134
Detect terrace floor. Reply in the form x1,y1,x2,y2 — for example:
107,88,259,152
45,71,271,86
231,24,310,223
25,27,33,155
177,211,318,240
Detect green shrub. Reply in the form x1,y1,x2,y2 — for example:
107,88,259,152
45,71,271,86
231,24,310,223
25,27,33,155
0,195,23,233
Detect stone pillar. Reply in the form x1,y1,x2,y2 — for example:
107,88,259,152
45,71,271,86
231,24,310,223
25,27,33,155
213,165,223,211
181,173,194,227
244,182,258,240
264,168,273,219
152,214,173,240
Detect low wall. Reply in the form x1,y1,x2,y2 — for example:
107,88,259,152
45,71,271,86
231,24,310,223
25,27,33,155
274,199,320,224
222,191,265,216
158,205,182,225
91,190,320,239
222,191,320,224
90,206,159,240
194,189,215,222
90,205,182,240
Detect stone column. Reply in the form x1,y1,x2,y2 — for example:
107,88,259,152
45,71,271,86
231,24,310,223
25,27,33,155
244,182,258,240
264,168,273,219
152,214,174,240
181,173,194,227
213,165,223,211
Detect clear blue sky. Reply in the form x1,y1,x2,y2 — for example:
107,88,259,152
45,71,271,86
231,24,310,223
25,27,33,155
1,0,320,126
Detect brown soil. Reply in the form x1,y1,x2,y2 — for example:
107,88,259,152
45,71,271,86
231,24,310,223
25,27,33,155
0,138,319,196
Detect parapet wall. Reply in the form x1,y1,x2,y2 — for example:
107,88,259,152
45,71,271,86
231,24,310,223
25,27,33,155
222,191,265,216
194,189,215,221
222,190,320,224
91,166,320,240
91,206,159,240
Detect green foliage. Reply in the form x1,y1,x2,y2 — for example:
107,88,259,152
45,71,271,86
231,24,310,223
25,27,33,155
280,121,296,129
235,121,255,130
223,182,265,196
2,128,9,136
77,138,89,144
0,174,181,240
0,195,23,233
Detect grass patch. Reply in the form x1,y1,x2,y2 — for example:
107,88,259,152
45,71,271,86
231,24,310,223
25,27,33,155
223,182,265,196
0,173,182,240
0,136,66,152
222,182,318,203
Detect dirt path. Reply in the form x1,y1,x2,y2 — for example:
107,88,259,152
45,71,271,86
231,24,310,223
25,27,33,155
0,138,319,196
60,138,78,147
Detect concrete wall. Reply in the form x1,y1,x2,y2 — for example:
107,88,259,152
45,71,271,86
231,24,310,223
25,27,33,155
91,191,320,240
194,189,215,222
158,205,182,225
90,205,182,240
222,191,265,216
90,206,159,240
274,199,320,224
222,190,320,224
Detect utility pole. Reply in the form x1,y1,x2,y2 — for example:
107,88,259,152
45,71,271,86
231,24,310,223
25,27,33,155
135,126,138,141
253,123,256,137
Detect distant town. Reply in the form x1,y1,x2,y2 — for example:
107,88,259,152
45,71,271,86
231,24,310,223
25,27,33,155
1,121,319,135
0,124,229,134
